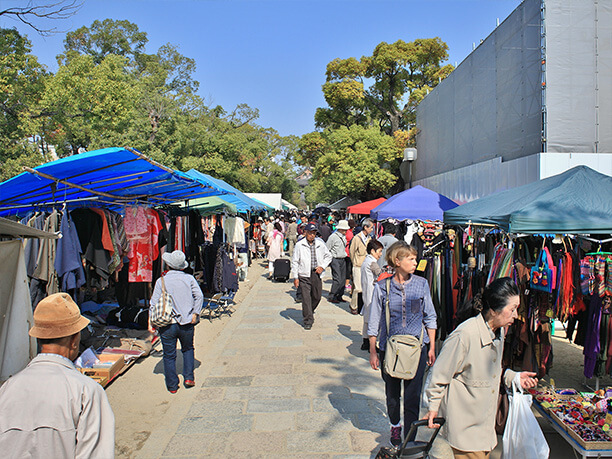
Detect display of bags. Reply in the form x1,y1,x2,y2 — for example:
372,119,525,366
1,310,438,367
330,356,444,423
383,278,423,380
149,276,175,327
502,374,550,459
530,247,556,293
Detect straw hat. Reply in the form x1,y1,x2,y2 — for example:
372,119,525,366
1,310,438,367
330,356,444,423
336,220,350,230
162,250,188,270
29,293,90,339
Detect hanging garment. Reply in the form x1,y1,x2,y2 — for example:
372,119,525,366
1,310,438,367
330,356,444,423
23,213,46,277
127,208,162,283
54,211,86,292
212,245,239,293
32,210,60,295
71,208,111,287
124,205,149,240
584,295,603,379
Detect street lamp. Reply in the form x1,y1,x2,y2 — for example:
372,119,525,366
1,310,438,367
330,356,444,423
403,148,417,188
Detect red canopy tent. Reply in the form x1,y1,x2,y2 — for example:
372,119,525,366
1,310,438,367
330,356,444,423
347,197,386,215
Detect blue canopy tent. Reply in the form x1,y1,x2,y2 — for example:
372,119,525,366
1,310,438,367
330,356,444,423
184,169,268,213
444,166,612,233
370,185,458,221
0,147,230,216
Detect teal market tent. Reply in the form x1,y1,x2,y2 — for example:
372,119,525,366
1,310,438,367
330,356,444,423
184,169,267,213
181,196,238,216
0,147,229,216
443,166,612,233
370,185,458,221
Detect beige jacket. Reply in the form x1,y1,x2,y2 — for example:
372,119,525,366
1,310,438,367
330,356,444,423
349,232,370,267
426,313,516,453
0,354,115,458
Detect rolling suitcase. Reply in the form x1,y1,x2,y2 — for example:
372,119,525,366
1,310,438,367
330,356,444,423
375,418,445,459
273,258,291,282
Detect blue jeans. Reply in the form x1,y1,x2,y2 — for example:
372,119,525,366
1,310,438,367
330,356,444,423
159,323,195,390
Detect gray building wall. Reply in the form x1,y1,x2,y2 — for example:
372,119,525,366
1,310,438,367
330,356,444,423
415,0,542,182
413,0,612,200
545,0,612,153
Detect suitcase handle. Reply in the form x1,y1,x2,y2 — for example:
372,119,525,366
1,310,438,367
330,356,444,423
401,417,445,453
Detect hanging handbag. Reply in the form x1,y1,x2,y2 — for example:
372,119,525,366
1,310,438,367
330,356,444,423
530,247,556,293
383,278,423,380
150,275,175,328
495,379,509,435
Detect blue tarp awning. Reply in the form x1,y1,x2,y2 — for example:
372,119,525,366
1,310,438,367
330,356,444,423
443,166,612,233
0,147,229,216
370,186,458,221
185,170,268,212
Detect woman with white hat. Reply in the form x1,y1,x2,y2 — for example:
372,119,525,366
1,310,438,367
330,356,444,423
149,250,204,393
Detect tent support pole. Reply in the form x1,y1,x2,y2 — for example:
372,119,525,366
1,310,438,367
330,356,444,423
125,146,175,174
22,167,149,201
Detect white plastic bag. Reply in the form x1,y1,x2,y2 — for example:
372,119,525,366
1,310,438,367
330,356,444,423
502,373,550,458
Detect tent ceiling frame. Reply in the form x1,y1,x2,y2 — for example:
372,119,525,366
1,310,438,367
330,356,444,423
23,167,150,201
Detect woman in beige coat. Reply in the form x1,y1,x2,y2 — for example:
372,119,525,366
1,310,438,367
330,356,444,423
425,277,538,459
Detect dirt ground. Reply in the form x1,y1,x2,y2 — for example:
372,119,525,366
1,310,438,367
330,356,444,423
105,263,260,458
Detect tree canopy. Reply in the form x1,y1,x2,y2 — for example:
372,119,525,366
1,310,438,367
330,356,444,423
301,38,454,205
0,20,299,201
316,38,453,135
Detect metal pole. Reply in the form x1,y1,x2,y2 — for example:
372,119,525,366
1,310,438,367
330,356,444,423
409,161,413,189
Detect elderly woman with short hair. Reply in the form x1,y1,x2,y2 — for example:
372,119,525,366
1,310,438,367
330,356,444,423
149,250,203,393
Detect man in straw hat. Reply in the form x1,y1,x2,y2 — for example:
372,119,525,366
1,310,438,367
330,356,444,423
0,292,115,457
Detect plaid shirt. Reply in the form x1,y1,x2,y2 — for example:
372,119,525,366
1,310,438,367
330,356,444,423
367,275,437,348
310,241,318,270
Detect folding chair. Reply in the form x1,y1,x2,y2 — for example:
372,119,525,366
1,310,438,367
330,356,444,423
200,293,224,322
217,290,236,317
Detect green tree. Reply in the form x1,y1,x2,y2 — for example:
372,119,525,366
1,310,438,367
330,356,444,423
316,38,454,135
41,53,139,155
58,18,147,66
0,28,48,180
298,126,401,203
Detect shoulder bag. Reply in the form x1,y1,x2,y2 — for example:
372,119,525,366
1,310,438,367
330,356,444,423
530,246,556,293
383,278,423,380
150,275,175,328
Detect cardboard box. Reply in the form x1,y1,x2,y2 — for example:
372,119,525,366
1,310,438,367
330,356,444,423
79,353,125,384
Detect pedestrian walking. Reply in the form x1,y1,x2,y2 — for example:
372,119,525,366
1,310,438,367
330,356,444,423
425,277,538,458
326,219,350,303
291,223,332,330
360,239,383,350
368,241,437,449
377,222,399,269
267,222,285,279
286,216,298,256
0,293,115,458
149,250,203,393
349,218,374,314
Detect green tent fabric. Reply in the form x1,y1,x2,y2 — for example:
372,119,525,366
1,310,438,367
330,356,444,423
181,196,237,216
444,166,612,233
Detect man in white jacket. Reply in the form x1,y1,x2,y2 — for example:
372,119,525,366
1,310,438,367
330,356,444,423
291,223,332,330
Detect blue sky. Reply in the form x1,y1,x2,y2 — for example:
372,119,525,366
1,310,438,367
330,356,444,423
2,0,521,137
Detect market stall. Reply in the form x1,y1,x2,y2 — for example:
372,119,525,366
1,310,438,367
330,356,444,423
370,185,458,221
443,165,612,453
347,197,386,217
0,147,241,387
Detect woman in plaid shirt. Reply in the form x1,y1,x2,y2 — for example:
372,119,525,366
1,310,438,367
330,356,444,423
367,241,437,449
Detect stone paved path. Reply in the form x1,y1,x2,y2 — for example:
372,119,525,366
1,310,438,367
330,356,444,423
137,262,389,458
133,261,576,458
